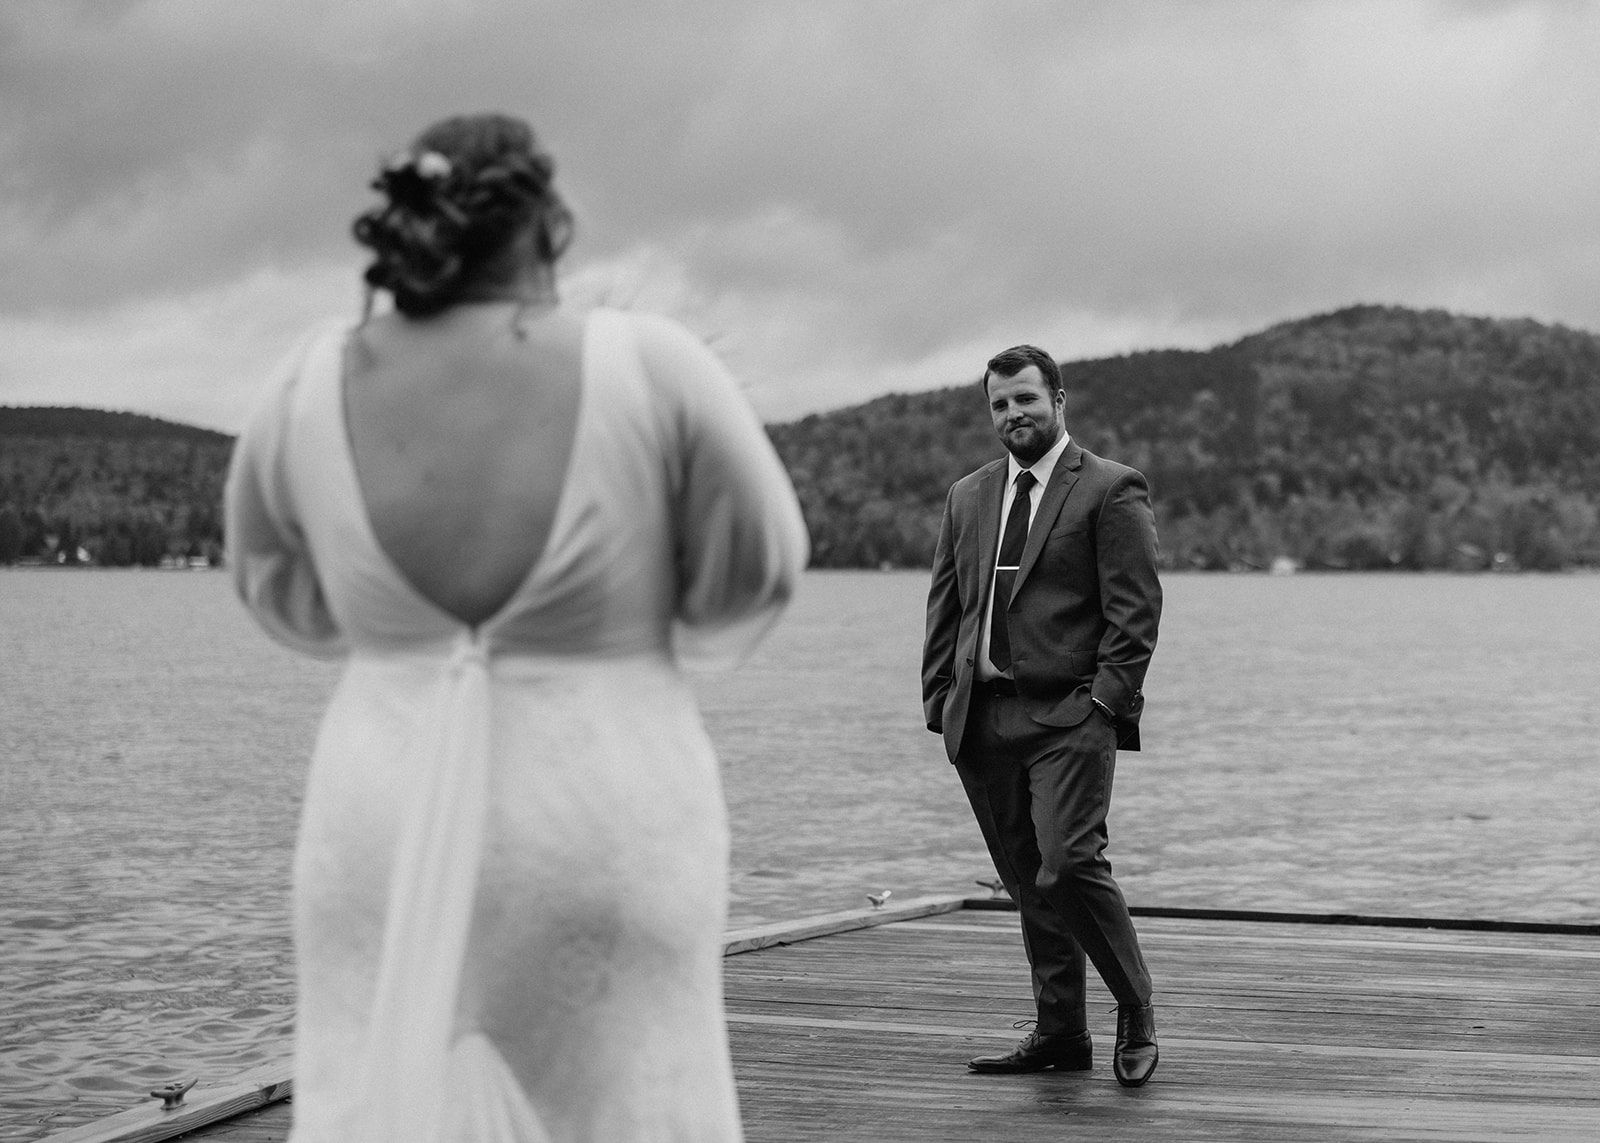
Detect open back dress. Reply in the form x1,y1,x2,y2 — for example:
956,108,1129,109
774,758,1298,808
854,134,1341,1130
225,308,807,1143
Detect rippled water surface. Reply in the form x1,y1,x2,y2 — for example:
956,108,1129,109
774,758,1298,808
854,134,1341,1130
2,568,1597,1138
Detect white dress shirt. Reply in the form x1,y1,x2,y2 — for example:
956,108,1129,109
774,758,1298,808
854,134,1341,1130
977,430,1071,681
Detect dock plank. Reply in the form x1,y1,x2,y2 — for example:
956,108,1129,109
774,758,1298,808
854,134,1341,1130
171,1103,288,1143
84,907,1600,1142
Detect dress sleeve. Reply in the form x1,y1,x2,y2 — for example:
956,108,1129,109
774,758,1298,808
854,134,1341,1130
633,313,809,669
224,327,348,659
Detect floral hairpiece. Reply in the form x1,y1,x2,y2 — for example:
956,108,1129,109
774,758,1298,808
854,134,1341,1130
383,149,453,180
372,148,459,217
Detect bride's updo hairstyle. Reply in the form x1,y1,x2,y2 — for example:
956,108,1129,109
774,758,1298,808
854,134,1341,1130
352,113,573,316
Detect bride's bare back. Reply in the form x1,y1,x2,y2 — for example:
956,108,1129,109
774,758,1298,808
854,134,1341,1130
342,303,585,627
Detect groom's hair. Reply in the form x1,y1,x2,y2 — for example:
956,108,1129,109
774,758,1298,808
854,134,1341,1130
981,344,1062,395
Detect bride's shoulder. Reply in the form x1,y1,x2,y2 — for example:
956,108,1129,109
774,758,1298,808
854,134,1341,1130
608,310,735,402
239,317,352,435
599,307,699,351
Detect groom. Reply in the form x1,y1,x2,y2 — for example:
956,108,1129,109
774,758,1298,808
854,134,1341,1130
922,344,1162,1087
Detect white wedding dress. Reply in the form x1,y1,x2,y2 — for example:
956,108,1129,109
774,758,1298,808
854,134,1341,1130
225,308,807,1143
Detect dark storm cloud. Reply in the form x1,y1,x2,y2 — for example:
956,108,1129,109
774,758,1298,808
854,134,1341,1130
3,0,1599,426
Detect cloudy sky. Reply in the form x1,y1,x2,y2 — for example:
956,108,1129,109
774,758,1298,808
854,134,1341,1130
4,0,1599,432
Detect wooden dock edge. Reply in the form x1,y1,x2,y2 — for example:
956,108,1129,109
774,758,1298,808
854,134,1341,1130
721,892,973,955
38,1062,292,1143
1126,903,1600,936
968,895,1600,936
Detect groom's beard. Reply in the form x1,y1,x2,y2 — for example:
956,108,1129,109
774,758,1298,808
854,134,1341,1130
1001,415,1061,465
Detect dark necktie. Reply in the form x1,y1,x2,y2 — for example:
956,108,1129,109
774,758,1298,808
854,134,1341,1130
988,470,1037,674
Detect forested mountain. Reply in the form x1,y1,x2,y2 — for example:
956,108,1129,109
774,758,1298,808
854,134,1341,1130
5,305,1600,571
770,305,1600,570
0,407,230,565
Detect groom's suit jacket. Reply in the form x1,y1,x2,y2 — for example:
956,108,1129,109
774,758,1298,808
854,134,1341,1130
922,439,1162,763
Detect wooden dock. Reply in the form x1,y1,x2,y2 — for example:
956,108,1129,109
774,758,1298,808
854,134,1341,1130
47,897,1600,1142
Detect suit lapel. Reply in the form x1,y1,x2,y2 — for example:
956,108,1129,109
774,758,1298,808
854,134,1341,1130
1013,440,1083,595
971,459,1006,591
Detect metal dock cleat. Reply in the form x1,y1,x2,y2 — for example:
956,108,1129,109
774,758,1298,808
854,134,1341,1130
150,1078,197,1110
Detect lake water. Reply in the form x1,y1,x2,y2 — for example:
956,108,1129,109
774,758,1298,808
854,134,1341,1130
2,568,1598,1138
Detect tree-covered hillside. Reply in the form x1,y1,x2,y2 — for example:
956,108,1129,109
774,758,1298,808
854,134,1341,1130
0,407,230,566
5,305,1599,571
770,305,1600,570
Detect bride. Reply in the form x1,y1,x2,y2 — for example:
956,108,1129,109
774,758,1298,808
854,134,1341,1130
226,112,807,1142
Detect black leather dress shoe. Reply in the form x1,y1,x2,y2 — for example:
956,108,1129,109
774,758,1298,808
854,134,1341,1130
1113,1002,1159,1087
968,1028,1092,1073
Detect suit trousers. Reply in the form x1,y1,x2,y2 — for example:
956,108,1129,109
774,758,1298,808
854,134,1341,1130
955,688,1152,1031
